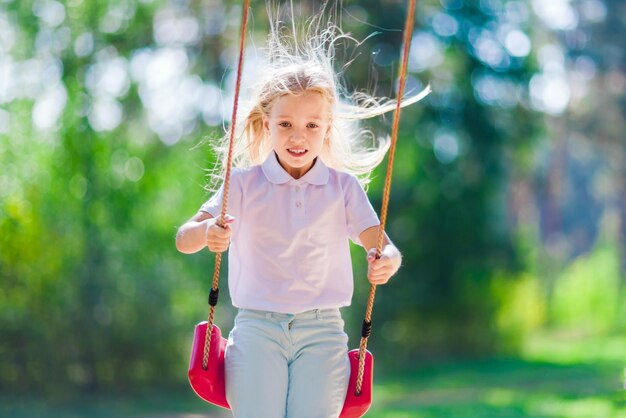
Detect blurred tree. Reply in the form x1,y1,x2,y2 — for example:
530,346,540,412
523,0,626,330
0,0,575,396
342,0,544,362
0,0,234,393
571,0,625,272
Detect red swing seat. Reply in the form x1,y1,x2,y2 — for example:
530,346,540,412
340,348,374,417
188,322,374,417
188,322,229,409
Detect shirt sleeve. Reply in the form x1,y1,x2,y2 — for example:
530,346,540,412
344,175,380,245
199,170,242,220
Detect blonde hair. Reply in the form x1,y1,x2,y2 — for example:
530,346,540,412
208,7,429,190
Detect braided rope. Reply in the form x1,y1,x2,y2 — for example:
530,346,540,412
355,0,417,394
203,0,251,370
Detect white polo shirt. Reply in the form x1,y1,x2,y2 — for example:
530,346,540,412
200,152,380,314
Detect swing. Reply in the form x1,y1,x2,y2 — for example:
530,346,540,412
188,0,420,416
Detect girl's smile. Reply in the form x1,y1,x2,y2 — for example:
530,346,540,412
263,91,331,179
287,148,307,157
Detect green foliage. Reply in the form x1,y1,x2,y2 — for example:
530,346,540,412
491,272,546,352
550,244,621,334
2,0,622,400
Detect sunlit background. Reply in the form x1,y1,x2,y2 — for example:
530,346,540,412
1,0,625,417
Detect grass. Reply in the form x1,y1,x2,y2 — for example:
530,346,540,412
367,332,626,417
2,332,625,417
370,358,623,417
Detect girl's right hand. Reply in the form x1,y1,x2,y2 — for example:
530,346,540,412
205,215,235,253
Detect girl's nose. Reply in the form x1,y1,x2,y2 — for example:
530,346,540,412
290,130,305,142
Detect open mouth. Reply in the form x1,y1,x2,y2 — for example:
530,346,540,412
287,148,308,157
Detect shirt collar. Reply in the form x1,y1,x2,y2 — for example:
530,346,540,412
261,151,329,185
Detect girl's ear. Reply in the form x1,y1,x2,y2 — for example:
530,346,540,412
262,116,270,134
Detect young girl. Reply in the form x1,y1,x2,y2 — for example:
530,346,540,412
176,15,421,418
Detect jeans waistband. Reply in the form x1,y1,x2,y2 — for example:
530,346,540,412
237,307,341,321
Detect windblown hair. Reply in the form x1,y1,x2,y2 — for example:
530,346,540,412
208,6,429,190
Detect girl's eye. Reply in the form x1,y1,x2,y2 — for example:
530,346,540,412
279,122,291,128
307,123,319,129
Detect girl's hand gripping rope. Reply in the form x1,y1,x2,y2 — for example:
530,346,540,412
205,214,235,253
366,245,401,285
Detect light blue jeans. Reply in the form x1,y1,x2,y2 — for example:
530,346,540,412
225,308,350,418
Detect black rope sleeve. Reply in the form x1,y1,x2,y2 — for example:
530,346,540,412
361,320,372,338
208,288,220,307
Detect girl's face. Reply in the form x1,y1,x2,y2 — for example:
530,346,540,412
263,91,331,179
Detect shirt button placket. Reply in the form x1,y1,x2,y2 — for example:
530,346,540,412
294,183,305,220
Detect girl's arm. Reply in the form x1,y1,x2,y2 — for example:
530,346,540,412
176,212,233,254
358,225,402,285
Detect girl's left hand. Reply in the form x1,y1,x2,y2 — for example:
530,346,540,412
366,245,401,285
